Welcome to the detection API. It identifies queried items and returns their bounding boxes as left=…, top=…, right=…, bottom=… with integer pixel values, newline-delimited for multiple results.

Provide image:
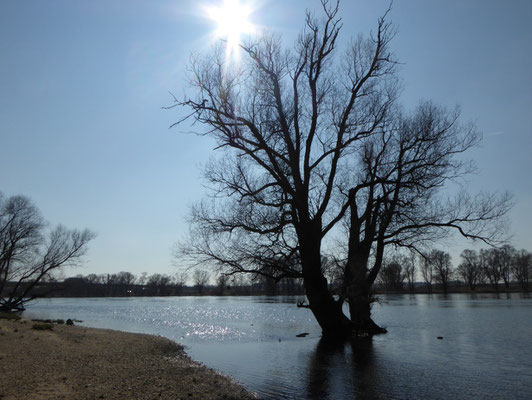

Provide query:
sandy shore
left=0, top=317, right=255, bottom=400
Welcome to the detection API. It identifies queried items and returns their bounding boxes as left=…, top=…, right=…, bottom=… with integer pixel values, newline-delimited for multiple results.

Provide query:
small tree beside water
left=0, top=192, right=94, bottom=312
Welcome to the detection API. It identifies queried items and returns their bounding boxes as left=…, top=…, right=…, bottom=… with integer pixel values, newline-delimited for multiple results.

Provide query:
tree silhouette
left=173, top=1, right=512, bottom=338
left=458, top=250, right=484, bottom=291
left=0, top=193, right=94, bottom=311
left=429, top=250, right=453, bottom=293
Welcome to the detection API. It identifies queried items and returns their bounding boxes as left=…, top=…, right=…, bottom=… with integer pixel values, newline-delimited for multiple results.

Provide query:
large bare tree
left=0, top=193, right=94, bottom=311
left=173, top=1, right=512, bottom=338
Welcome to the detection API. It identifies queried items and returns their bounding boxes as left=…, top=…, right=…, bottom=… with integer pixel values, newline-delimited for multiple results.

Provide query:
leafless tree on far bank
left=429, top=250, right=453, bottom=293
left=480, top=248, right=502, bottom=292
left=512, top=250, right=530, bottom=292
left=457, top=250, right=484, bottom=291
left=193, top=269, right=210, bottom=295
left=420, top=256, right=434, bottom=294
left=403, top=253, right=416, bottom=293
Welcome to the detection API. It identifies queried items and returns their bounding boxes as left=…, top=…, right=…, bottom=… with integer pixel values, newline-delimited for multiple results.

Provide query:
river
left=23, top=293, right=532, bottom=399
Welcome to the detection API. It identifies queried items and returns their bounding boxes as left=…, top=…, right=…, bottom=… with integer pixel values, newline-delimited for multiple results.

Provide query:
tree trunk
left=347, top=281, right=387, bottom=335
left=299, top=228, right=354, bottom=340
left=344, top=252, right=386, bottom=336
left=304, top=273, right=353, bottom=340
left=299, top=226, right=386, bottom=340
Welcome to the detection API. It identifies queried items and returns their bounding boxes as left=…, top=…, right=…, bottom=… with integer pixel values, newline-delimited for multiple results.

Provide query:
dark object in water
left=296, top=332, right=309, bottom=338
left=437, top=336, right=443, bottom=340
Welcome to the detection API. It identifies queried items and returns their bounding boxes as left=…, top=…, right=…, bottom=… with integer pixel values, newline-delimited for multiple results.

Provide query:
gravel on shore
left=0, top=317, right=255, bottom=400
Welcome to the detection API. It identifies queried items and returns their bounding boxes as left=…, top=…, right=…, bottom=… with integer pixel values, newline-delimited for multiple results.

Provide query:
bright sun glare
left=206, top=0, right=255, bottom=59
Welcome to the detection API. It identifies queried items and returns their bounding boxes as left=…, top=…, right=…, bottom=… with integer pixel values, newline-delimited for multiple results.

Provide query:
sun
left=205, top=0, right=255, bottom=59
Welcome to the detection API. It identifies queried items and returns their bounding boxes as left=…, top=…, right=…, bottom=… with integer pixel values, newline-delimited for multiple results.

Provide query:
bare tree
left=86, top=273, right=104, bottom=285
left=322, top=256, right=344, bottom=292
left=146, top=273, right=173, bottom=295
left=377, top=260, right=404, bottom=291
left=173, top=1, right=512, bottom=338
left=230, top=273, right=252, bottom=295
left=115, top=271, right=136, bottom=287
left=137, top=272, right=148, bottom=286
left=457, top=249, right=484, bottom=291
left=0, top=193, right=94, bottom=311
left=420, top=256, right=434, bottom=294
left=403, top=253, right=416, bottom=293
left=512, top=250, right=530, bottom=292
left=216, top=273, right=228, bottom=295
left=494, top=245, right=515, bottom=292
left=429, top=250, right=453, bottom=293
left=193, top=269, right=210, bottom=295
left=480, top=248, right=502, bottom=291
left=174, top=271, right=188, bottom=294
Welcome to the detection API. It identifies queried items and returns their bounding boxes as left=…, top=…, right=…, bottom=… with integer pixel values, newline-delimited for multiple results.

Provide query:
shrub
left=0, top=312, right=21, bottom=321
left=32, top=323, right=54, bottom=331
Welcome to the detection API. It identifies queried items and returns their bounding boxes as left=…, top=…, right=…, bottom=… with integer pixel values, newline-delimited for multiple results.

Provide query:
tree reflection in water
left=307, top=337, right=380, bottom=400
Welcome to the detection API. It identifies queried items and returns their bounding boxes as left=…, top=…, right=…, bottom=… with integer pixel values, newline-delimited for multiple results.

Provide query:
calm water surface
left=24, top=294, right=532, bottom=399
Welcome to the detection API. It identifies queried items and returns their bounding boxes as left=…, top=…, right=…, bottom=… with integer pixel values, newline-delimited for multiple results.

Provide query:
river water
left=23, top=294, right=532, bottom=399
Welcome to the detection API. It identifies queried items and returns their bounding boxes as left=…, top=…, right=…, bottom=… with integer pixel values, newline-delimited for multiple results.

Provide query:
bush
left=32, top=323, right=54, bottom=331
left=0, top=312, right=21, bottom=321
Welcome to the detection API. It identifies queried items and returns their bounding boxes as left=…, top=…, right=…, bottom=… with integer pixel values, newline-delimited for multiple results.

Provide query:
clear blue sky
left=1, top=0, right=531, bottom=277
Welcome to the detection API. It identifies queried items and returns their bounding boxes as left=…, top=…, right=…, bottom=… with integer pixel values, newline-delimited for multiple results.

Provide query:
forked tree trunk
left=347, top=282, right=387, bottom=335
left=305, top=281, right=386, bottom=339
left=299, top=234, right=354, bottom=340
left=344, top=252, right=387, bottom=336
left=299, top=223, right=386, bottom=340
left=304, top=275, right=353, bottom=340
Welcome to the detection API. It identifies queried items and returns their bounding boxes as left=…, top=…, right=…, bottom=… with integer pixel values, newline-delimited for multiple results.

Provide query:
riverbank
left=0, top=316, right=255, bottom=400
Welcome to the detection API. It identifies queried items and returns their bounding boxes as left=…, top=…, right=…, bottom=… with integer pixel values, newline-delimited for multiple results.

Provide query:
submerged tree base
left=319, top=317, right=387, bottom=342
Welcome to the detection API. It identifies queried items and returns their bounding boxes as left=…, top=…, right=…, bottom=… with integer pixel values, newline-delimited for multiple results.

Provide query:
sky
left=1, top=0, right=531, bottom=278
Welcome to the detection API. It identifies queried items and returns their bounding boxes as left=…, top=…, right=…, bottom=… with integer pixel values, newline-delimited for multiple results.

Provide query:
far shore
left=7, top=278, right=528, bottom=300
left=0, top=315, right=255, bottom=400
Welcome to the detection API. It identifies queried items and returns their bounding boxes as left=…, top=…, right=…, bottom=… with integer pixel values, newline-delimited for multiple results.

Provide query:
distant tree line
left=6, top=269, right=306, bottom=298
left=364, top=245, right=531, bottom=294
left=8, top=244, right=528, bottom=300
